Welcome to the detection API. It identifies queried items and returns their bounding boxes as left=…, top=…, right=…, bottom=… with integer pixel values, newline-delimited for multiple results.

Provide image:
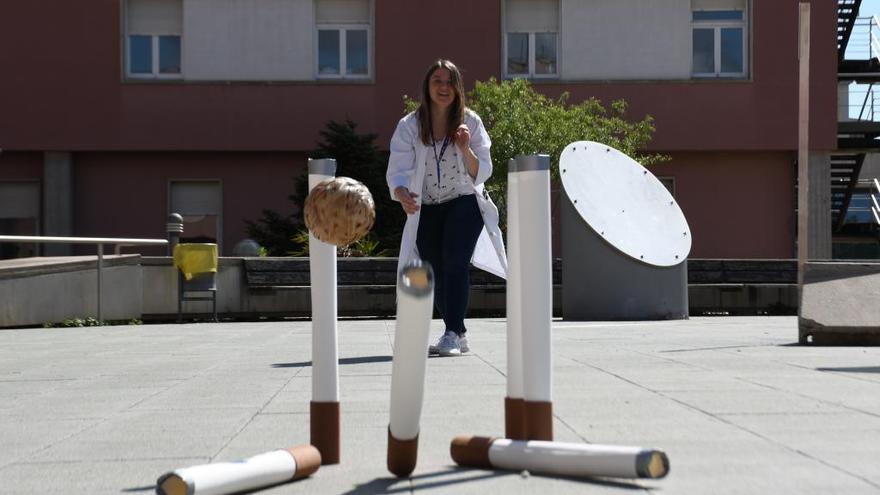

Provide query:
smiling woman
left=386, top=59, right=508, bottom=358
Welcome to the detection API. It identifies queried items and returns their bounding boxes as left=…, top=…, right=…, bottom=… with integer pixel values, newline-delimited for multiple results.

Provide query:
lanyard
left=431, top=136, right=450, bottom=186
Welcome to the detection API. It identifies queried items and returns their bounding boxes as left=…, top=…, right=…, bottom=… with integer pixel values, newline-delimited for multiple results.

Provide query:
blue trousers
left=416, top=194, right=484, bottom=336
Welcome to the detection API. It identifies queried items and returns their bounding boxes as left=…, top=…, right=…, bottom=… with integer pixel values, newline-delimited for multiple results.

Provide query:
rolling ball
left=304, top=177, right=376, bottom=246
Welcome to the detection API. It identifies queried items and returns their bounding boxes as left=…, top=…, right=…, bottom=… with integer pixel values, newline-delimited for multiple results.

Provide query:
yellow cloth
left=173, top=243, right=218, bottom=280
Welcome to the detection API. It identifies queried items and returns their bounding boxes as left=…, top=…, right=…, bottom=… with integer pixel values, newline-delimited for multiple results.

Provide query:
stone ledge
left=799, top=262, right=880, bottom=345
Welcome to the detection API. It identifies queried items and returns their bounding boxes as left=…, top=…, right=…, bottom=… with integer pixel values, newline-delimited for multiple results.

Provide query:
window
left=170, top=180, right=222, bottom=251
left=691, top=1, right=748, bottom=78
left=126, top=0, right=182, bottom=79
left=505, top=0, right=558, bottom=78
left=658, top=177, right=676, bottom=197
left=316, top=0, right=371, bottom=79
left=0, top=181, right=40, bottom=259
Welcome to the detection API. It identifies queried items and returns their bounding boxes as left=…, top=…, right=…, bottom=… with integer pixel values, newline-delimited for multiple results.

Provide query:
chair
left=173, top=243, right=218, bottom=323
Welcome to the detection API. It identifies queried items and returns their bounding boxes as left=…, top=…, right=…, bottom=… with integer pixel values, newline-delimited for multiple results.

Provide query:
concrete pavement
left=1, top=316, right=880, bottom=494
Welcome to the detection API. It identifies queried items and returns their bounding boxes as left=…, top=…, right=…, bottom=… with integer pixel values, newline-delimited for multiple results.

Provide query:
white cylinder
left=515, top=155, right=553, bottom=403
left=160, top=450, right=297, bottom=495
left=489, top=439, right=666, bottom=479
left=388, top=261, right=435, bottom=441
left=308, top=159, right=339, bottom=403
left=506, top=160, right=524, bottom=400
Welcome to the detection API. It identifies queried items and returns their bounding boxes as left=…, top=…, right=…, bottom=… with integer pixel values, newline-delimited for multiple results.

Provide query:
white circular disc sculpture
left=560, top=141, right=691, bottom=266
left=560, top=141, right=691, bottom=321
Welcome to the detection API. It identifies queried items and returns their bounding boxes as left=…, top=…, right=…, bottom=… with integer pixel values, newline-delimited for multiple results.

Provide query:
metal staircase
left=831, top=149, right=865, bottom=231
left=835, top=1, right=878, bottom=231
left=839, top=0, right=863, bottom=61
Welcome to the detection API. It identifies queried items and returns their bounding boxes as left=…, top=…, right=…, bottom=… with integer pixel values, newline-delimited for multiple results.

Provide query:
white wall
left=560, top=0, right=692, bottom=80
left=183, top=0, right=314, bottom=81
left=0, top=257, right=143, bottom=327
left=839, top=82, right=853, bottom=122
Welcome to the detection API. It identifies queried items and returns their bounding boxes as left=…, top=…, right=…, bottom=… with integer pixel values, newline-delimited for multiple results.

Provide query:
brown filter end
left=450, top=435, right=496, bottom=469
left=386, top=428, right=419, bottom=478
left=155, top=473, right=189, bottom=495
left=288, top=445, right=322, bottom=480
left=310, top=401, right=341, bottom=464
left=636, top=449, right=670, bottom=479
left=524, top=401, right=554, bottom=441
left=504, top=397, right=527, bottom=440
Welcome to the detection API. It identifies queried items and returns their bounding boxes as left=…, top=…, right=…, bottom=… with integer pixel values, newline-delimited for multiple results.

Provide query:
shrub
left=246, top=120, right=403, bottom=256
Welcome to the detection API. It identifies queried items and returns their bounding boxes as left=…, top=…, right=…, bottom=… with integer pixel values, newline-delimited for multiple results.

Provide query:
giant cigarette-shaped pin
left=308, top=158, right=340, bottom=464
left=451, top=436, right=669, bottom=480
left=513, top=154, right=553, bottom=440
left=505, top=159, right=526, bottom=440
left=387, top=260, right=435, bottom=477
left=156, top=445, right=321, bottom=495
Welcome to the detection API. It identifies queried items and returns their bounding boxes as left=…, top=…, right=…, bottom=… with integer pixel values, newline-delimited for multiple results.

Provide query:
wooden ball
left=304, top=177, right=376, bottom=246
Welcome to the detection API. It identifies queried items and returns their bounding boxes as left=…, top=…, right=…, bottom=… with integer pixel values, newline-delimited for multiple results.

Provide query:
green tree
left=405, top=77, right=663, bottom=202
left=245, top=119, right=403, bottom=256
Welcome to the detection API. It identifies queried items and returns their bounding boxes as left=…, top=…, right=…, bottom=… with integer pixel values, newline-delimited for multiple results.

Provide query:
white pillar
left=307, top=158, right=340, bottom=464
left=514, top=154, right=553, bottom=440
left=505, top=159, right=525, bottom=439
left=387, top=260, right=435, bottom=477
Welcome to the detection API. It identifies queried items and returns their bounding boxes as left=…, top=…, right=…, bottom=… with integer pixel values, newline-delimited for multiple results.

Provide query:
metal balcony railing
left=842, top=85, right=880, bottom=121
left=872, top=178, right=880, bottom=226
left=846, top=16, right=880, bottom=61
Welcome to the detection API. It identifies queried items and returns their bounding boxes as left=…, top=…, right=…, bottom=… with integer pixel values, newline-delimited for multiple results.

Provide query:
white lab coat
left=387, top=109, right=508, bottom=279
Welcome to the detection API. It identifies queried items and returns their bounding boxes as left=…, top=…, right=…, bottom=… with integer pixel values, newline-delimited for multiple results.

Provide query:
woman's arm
left=456, top=112, right=493, bottom=186
left=387, top=116, right=420, bottom=214
left=455, top=126, right=480, bottom=180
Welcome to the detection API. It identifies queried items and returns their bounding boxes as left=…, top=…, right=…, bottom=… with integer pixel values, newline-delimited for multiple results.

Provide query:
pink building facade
left=0, top=0, right=836, bottom=258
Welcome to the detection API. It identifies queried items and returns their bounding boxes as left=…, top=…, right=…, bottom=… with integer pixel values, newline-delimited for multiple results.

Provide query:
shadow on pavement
left=339, top=465, right=647, bottom=493
left=817, top=366, right=880, bottom=373
left=120, top=485, right=155, bottom=492
left=272, top=355, right=393, bottom=368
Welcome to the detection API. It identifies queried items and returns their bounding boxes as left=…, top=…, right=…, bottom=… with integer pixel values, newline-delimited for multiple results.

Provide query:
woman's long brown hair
left=416, top=59, right=466, bottom=146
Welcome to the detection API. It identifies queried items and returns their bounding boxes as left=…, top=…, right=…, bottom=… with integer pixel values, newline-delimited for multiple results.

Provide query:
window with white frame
left=691, top=0, right=748, bottom=78
left=505, top=0, right=558, bottom=78
left=126, top=0, right=182, bottom=79
left=316, top=0, right=371, bottom=79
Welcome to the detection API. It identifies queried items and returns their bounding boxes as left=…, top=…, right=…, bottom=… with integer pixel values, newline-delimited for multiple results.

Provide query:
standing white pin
left=505, top=158, right=526, bottom=439
left=387, top=260, right=435, bottom=477
left=513, top=154, right=553, bottom=440
left=307, top=157, right=341, bottom=464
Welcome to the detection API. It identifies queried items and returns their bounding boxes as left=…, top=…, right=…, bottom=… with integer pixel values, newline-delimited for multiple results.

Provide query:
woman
left=387, top=59, right=507, bottom=357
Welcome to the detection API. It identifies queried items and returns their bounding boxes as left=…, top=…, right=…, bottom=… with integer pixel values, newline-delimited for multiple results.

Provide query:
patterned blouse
left=420, top=136, right=475, bottom=205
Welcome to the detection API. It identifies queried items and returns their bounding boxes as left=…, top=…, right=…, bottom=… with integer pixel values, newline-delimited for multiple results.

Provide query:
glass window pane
left=693, top=10, right=743, bottom=21
left=346, top=29, right=368, bottom=75
left=129, top=35, right=153, bottom=74
left=534, top=33, right=557, bottom=75
left=692, top=28, right=715, bottom=74
left=159, top=35, right=181, bottom=74
left=721, top=28, right=743, bottom=73
left=318, top=30, right=340, bottom=75
left=507, top=33, right=528, bottom=75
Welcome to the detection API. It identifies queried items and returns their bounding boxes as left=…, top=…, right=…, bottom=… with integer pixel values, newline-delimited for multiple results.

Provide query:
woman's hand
left=394, top=186, right=420, bottom=214
left=455, top=124, right=479, bottom=179
left=454, top=124, right=471, bottom=151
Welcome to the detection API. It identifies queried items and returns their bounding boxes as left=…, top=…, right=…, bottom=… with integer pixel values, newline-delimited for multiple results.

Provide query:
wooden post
left=797, top=2, right=810, bottom=289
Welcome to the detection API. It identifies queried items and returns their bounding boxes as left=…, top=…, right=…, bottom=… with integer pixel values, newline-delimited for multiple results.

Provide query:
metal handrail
left=872, top=179, right=880, bottom=226
left=0, top=235, right=168, bottom=322
left=847, top=17, right=880, bottom=60
left=840, top=85, right=880, bottom=121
